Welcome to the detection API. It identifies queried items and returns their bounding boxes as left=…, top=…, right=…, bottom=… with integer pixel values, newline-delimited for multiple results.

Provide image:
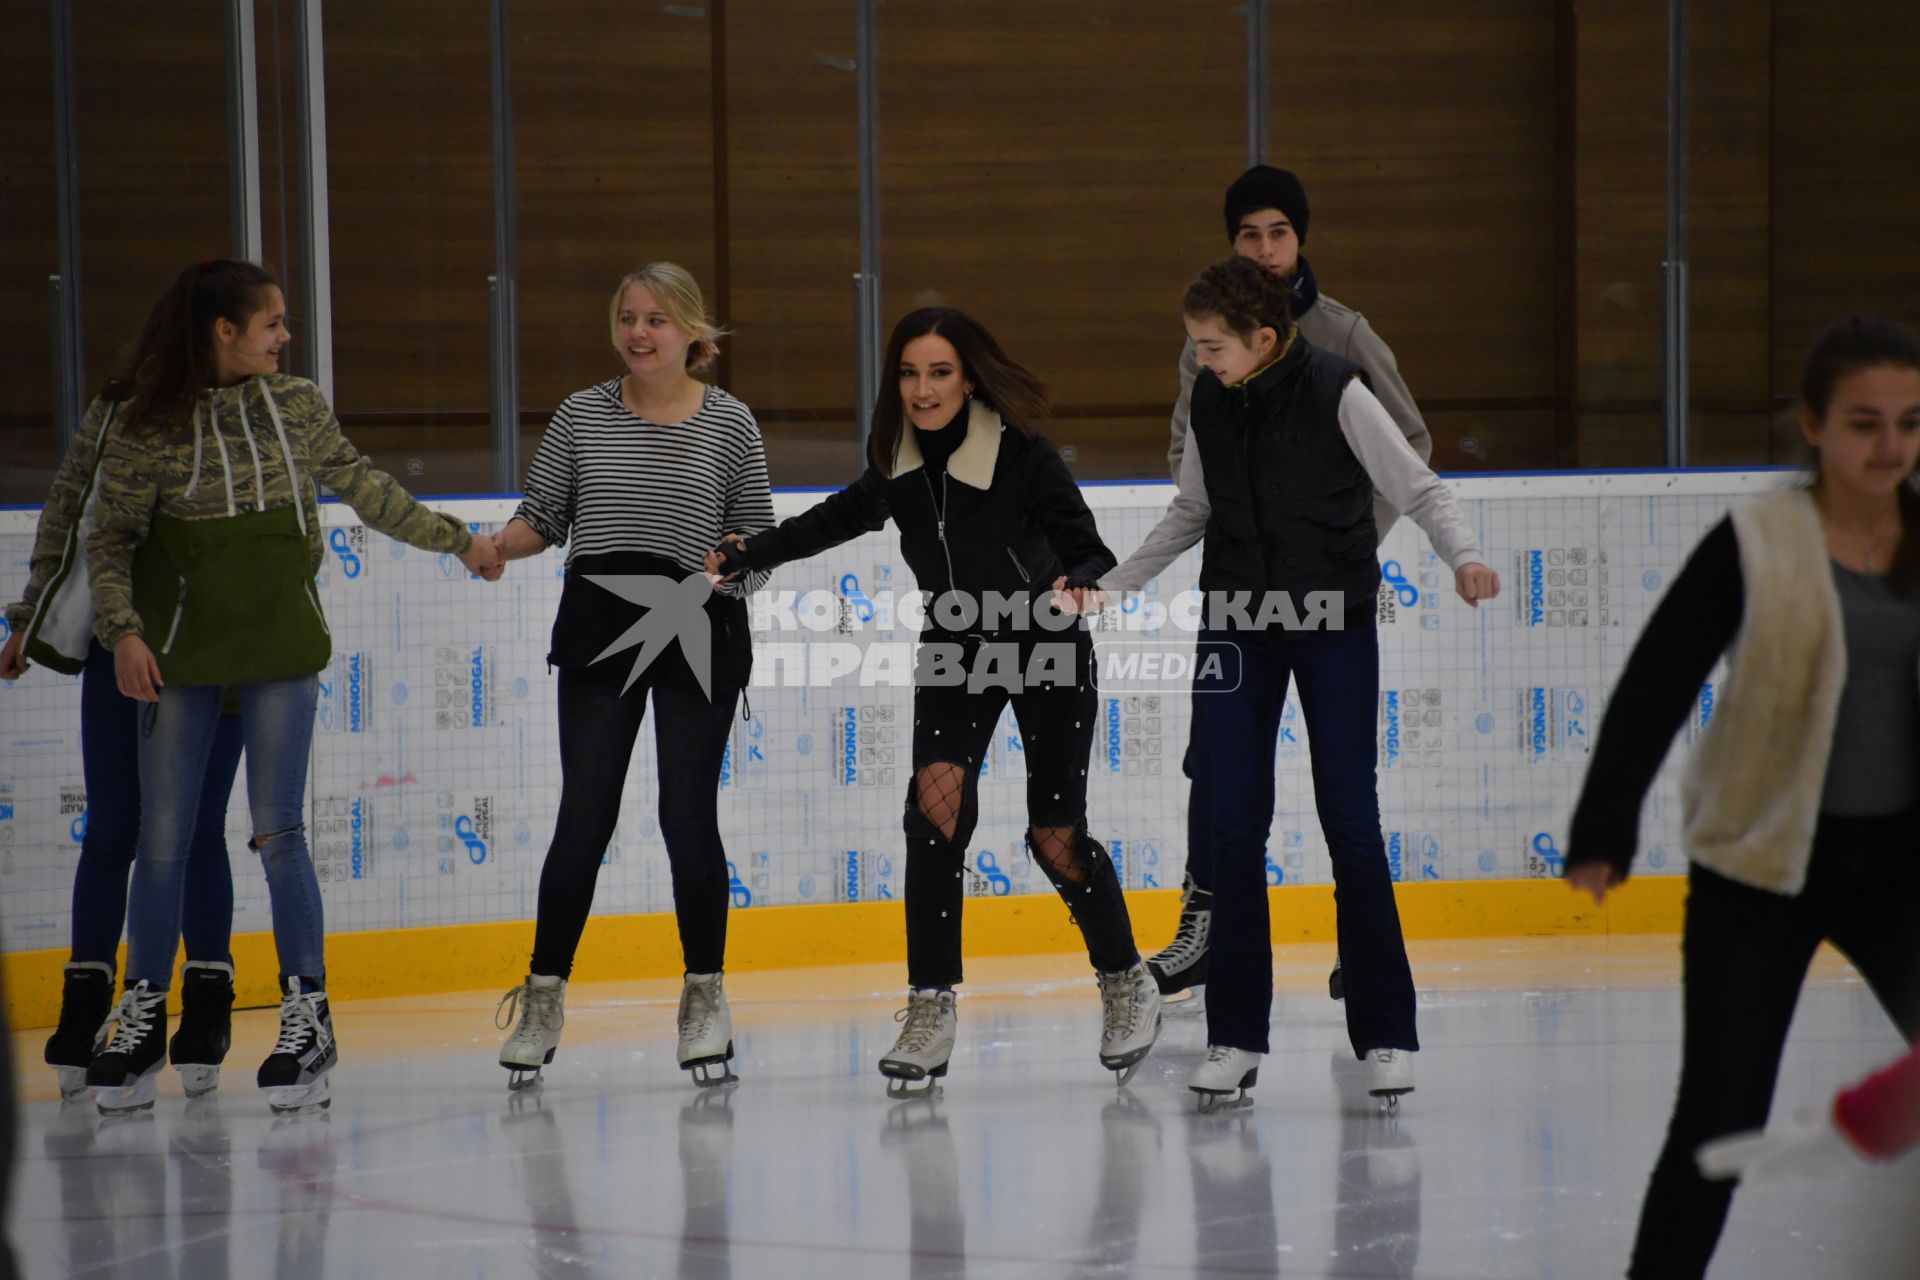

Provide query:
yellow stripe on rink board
left=0, top=875, right=1685, bottom=1030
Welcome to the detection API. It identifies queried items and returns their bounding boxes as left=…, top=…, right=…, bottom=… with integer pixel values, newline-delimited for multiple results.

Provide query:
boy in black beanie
left=1123, top=164, right=1433, bottom=1006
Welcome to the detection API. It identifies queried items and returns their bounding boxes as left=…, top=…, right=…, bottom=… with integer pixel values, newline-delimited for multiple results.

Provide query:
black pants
left=903, top=629, right=1138, bottom=988
left=529, top=654, right=742, bottom=978
left=1628, top=812, right=1920, bottom=1279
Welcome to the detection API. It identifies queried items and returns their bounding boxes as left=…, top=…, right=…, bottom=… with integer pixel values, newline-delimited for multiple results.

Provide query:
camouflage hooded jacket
left=83, top=374, right=472, bottom=648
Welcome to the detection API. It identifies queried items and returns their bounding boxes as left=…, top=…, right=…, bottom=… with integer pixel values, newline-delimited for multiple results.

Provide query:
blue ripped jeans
left=125, top=674, right=324, bottom=990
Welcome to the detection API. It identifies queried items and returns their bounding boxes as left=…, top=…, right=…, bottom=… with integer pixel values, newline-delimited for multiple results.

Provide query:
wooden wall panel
left=877, top=0, right=1244, bottom=448
left=1572, top=0, right=1665, bottom=467
left=1688, top=0, right=1773, bottom=464
left=0, top=2, right=58, bottom=500
left=323, top=0, right=492, bottom=423
left=1771, top=0, right=1920, bottom=392
left=512, top=2, right=716, bottom=417
left=1269, top=2, right=1558, bottom=419
left=723, top=0, right=860, bottom=487
left=70, top=3, right=230, bottom=412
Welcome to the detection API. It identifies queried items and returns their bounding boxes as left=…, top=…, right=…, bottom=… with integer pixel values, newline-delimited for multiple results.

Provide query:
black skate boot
left=258, top=976, right=337, bottom=1113
left=1145, top=872, right=1211, bottom=996
left=170, top=961, right=235, bottom=1098
left=44, top=962, right=115, bottom=1102
left=86, top=981, right=170, bottom=1115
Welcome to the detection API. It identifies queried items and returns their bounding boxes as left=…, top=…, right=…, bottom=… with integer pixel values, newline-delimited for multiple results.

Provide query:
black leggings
left=901, top=630, right=1138, bottom=988
left=1628, top=812, right=1920, bottom=1279
left=529, top=656, right=742, bottom=978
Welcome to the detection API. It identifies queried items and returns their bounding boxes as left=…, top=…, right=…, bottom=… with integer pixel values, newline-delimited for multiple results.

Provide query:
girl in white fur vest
left=1565, top=315, right=1920, bottom=1280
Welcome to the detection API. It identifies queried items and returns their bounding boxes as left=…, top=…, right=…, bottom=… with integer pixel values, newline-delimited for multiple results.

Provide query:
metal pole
left=853, top=0, right=881, bottom=464
left=487, top=0, right=521, bottom=492
left=1662, top=0, right=1691, bottom=468
left=224, top=0, right=265, bottom=262
left=50, top=0, right=84, bottom=446
left=1246, top=0, right=1268, bottom=167
left=292, top=0, right=336, bottom=402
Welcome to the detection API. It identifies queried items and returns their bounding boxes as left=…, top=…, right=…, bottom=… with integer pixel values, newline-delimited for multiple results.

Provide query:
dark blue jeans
left=1195, top=622, right=1418, bottom=1056
left=75, top=641, right=241, bottom=969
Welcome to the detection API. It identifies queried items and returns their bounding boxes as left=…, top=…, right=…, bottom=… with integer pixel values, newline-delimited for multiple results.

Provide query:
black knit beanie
left=1223, top=165, right=1310, bottom=245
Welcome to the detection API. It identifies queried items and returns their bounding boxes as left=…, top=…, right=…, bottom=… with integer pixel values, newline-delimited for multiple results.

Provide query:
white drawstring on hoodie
left=206, top=400, right=238, bottom=517
left=257, top=378, right=309, bottom=536
left=181, top=381, right=303, bottom=528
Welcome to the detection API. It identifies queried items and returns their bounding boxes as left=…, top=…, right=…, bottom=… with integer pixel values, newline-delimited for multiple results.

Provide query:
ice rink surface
left=10, top=936, right=1917, bottom=1279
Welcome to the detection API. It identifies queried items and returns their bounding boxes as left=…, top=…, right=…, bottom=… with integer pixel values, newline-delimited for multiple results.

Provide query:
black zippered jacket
left=738, top=401, right=1114, bottom=627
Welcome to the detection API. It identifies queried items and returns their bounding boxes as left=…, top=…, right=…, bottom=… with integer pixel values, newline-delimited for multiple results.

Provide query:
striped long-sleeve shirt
left=513, top=379, right=775, bottom=596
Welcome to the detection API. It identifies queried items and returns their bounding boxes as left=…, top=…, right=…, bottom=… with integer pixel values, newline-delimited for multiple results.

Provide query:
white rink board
left=0, top=470, right=1792, bottom=952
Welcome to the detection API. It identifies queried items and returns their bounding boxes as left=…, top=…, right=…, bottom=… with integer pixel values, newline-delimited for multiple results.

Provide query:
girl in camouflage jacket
left=79, top=260, right=500, bottom=1115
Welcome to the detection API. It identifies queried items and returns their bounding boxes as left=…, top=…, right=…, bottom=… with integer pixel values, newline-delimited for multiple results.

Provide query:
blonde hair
left=607, top=262, right=726, bottom=375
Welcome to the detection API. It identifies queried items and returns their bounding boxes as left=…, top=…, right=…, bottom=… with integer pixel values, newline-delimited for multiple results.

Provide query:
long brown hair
left=103, top=259, right=281, bottom=435
left=867, top=307, right=1048, bottom=473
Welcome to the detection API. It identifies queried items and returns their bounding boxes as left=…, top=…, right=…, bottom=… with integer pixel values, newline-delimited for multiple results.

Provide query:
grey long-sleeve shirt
left=1100, top=378, right=1482, bottom=596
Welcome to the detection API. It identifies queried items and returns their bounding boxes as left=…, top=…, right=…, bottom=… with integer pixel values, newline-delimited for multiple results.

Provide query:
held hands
left=704, top=534, right=750, bottom=585
left=1566, top=861, right=1622, bottom=906
left=1456, top=562, right=1501, bottom=606
left=113, top=634, right=164, bottom=702
left=0, top=630, right=26, bottom=681
left=460, top=533, right=505, bottom=582
left=1050, top=575, right=1105, bottom=616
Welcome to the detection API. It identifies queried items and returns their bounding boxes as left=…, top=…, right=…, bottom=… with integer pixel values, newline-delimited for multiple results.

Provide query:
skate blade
left=502, top=1045, right=556, bottom=1091
left=92, top=1066, right=162, bottom=1116
left=886, top=1074, right=944, bottom=1100
left=266, top=1073, right=333, bottom=1114
left=177, top=1064, right=221, bottom=1099
left=685, top=1060, right=738, bottom=1089
left=54, top=1066, right=90, bottom=1102
left=682, top=1040, right=738, bottom=1088
left=1190, top=1086, right=1254, bottom=1113
left=1161, top=986, right=1206, bottom=1016
left=1370, top=1088, right=1411, bottom=1114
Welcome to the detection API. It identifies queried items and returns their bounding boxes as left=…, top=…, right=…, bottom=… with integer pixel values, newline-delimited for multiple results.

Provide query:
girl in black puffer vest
left=1106, top=257, right=1497, bottom=1110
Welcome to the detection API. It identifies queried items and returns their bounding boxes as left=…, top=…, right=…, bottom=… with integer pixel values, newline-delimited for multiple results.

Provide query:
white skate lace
left=271, top=989, right=330, bottom=1057
left=102, top=987, right=164, bottom=1056
left=679, top=978, right=719, bottom=1042
left=1098, top=968, right=1145, bottom=1040
left=892, top=995, right=946, bottom=1054
left=497, top=982, right=561, bottom=1037
left=1204, top=1044, right=1239, bottom=1066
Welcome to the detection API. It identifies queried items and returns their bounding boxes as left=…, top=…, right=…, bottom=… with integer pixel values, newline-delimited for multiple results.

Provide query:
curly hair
left=1181, top=255, right=1296, bottom=346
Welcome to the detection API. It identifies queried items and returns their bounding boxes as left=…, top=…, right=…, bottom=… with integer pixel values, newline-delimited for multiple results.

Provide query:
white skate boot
left=879, top=989, right=957, bottom=1098
left=497, top=974, right=566, bottom=1091
left=1365, top=1047, right=1415, bottom=1111
left=1095, top=961, right=1163, bottom=1085
left=1189, top=1044, right=1260, bottom=1112
left=678, top=971, right=737, bottom=1087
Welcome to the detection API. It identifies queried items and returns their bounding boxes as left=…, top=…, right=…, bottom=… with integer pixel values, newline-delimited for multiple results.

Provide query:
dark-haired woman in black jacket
left=708, top=307, right=1160, bottom=1094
